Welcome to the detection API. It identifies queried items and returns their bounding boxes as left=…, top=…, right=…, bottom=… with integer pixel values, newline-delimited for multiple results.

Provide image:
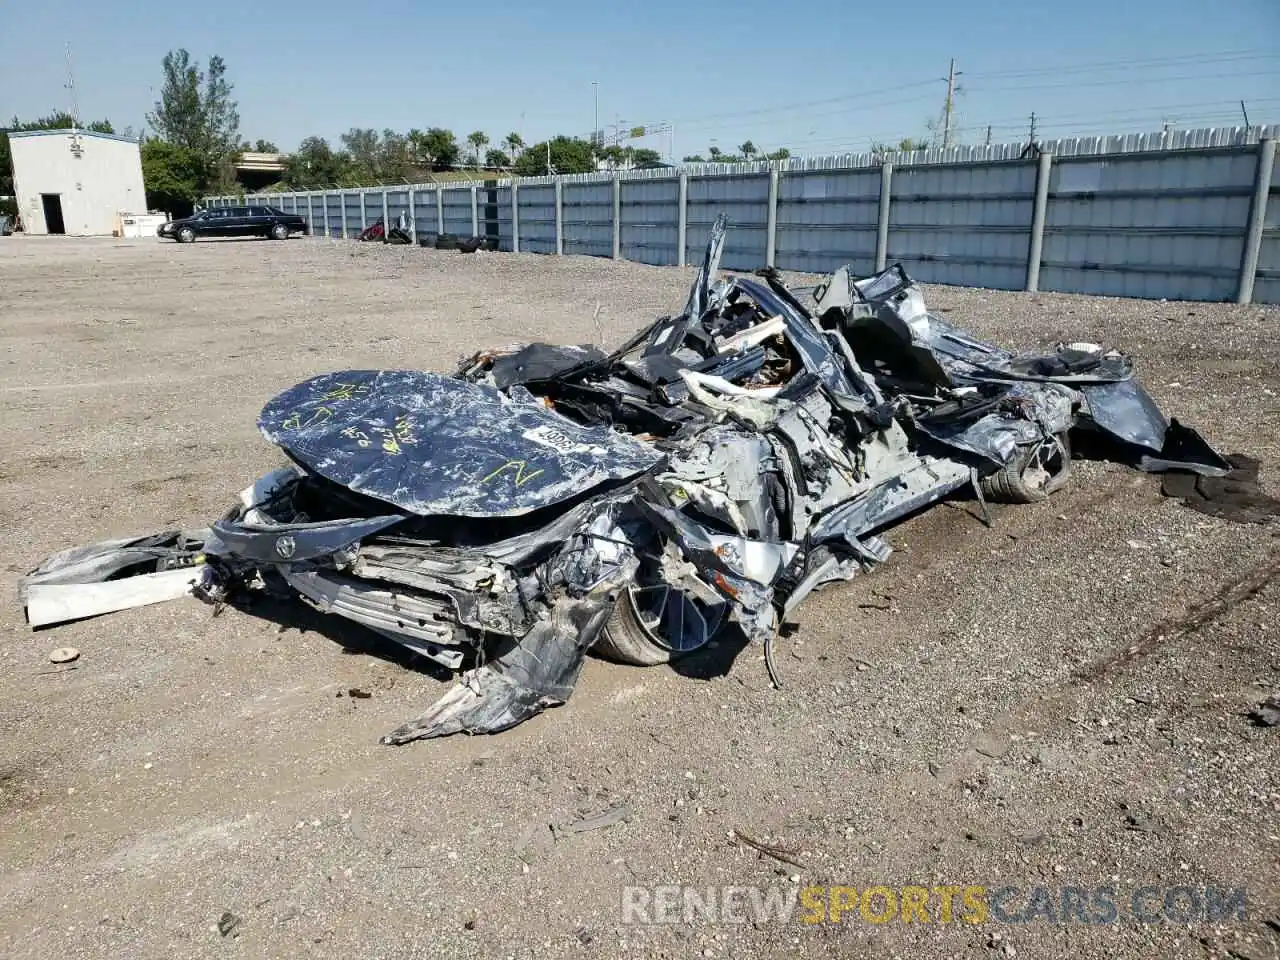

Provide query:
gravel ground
left=0, top=235, right=1277, bottom=960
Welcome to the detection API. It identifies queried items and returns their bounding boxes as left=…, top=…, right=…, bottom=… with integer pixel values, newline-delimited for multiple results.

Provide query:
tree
left=334, top=128, right=416, bottom=183
left=251, top=138, right=278, bottom=152
left=512, top=136, right=596, bottom=176
left=485, top=148, right=510, bottom=169
left=708, top=145, right=723, bottom=160
left=682, top=154, right=706, bottom=163
left=466, top=131, right=488, bottom=167
left=598, top=144, right=625, bottom=169
left=378, top=129, right=414, bottom=181
left=766, top=147, right=791, bottom=161
left=503, top=132, right=524, bottom=159
left=140, top=139, right=204, bottom=216
left=146, top=49, right=240, bottom=184
left=739, top=140, right=757, bottom=160
left=408, top=127, right=460, bottom=170
left=630, top=147, right=662, bottom=167
left=284, top=136, right=356, bottom=188
left=341, top=127, right=380, bottom=180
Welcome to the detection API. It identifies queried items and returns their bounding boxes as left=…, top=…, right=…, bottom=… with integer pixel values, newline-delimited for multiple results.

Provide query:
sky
left=2, top=0, right=1278, bottom=160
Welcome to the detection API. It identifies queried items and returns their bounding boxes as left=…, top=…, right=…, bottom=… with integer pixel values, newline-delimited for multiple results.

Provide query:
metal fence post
left=307, top=195, right=314, bottom=235
left=875, top=161, right=894, bottom=271
left=322, top=194, right=330, bottom=238
left=1237, top=137, right=1276, bottom=305
left=1026, top=151, right=1054, bottom=292
left=612, top=174, right=622, bottom=260
left=471, top=185, right=479, bottom=236
left=407, top=188, right=416, bottom=244
left=511, top=182, right=520, bottom=253
left=341, top=192, right=349, bottom=239
left=359, top=192, right=367, bottom=232
left=437, top=188, right=445, bottom=236
left=677, top=170, right=688, bottom=267
left=766, top=164, right=780, bottom=268
left=381, top=190, right=389, bottom=233
left=555, top=180, right=564, bottom=255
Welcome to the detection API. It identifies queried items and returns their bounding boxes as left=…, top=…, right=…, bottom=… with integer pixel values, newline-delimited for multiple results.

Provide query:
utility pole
left=984, top=125, right=992, bottom=147
left=1028, top=112, right=1038, bottom=144
left=942, top=58, right=958, bottom=148
left=592, top=81, right=599, bottom=146
left=1240, top=100, right=1251, bottom=128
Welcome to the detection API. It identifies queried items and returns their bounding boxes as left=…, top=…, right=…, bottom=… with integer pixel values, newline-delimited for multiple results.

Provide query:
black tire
left=435, top=233, right=459, bottom=250
left=980, top=432, right=1072, bottom=504
left=270, top=222, right=289, bottom=240
left=595, top=557, right=727, bottom=666
left=597, top=591, right=680, bottom=666
left=177, top=226, right=196, bottom=243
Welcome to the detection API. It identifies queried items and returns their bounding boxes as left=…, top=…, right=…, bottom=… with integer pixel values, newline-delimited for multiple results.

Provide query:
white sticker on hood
left=522, top=424, right=602, bottom=455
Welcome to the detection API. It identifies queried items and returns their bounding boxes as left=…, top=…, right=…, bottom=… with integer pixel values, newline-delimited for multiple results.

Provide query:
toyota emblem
left=275, top=535, right=296, bottom=560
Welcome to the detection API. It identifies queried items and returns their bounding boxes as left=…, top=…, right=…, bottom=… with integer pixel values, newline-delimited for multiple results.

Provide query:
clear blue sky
left=2, top=0, right=1277, bottom=158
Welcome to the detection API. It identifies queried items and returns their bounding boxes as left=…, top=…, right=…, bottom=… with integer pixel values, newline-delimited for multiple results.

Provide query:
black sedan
left=158, top=205, right=307, bottom=242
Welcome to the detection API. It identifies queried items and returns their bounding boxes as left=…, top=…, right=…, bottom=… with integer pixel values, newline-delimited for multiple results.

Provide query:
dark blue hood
left=258, top=370, right=663, bottom=517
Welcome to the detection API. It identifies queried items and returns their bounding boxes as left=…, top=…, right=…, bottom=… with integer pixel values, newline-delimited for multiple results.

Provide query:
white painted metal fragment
left=25, top=567, right=199, bottom=628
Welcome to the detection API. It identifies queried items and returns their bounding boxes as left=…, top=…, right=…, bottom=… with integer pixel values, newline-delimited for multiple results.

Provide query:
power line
left=650, top=52, right=1278, bottom=151
left=969, top=68, right=1280, bottom=94
left=965, top=49, right=1274, bottom=81
left=776, top=105, right=1280, bottom=157
left=675, top=74, right=1277, bottom=149
left=970, top=96, right=1280, bottom=127
left=950, top=97, right=1280, bottom=136
left=642, top=50, right=1280, bottom=157
left=663, top=79, right=941, bottom=128
left=673, top=94, right=939, bottom=139
left=682, top=52, right=1276, bottom=132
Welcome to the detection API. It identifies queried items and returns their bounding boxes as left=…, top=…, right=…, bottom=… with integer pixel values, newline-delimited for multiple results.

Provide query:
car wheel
left=980, top=432, right=1071, bottom=504
left=595, top=544, right=727, bottom=666
left=270, top=223, right=289, bottom=240
left=177, top=227, right=196, bottom=243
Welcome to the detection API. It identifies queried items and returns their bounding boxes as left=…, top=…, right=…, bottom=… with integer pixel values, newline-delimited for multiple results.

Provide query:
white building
left=8, top=129, right=147, bottom=235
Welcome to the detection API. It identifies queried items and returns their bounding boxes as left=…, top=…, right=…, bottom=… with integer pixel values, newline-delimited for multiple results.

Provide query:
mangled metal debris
left=19, top=214, right=1235, bottom=743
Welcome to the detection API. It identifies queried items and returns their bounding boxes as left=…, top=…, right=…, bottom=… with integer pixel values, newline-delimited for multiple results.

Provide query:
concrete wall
left=214, top=125, right=1280, bottom=304
left=10, top=130, right=148, bottom=236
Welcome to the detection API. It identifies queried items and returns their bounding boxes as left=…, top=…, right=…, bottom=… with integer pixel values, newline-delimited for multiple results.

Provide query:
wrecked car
left=20, top=215, right=1230, bottom=744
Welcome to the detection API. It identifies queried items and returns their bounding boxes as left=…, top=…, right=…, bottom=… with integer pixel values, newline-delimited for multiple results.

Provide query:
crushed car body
left=20, top=215, right=1232, bottom=743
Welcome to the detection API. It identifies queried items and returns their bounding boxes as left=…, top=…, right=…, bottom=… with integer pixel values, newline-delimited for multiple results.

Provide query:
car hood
left=258, top=370, right=663, bottom=517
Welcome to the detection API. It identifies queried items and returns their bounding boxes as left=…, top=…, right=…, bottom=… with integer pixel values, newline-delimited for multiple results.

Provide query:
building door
left=41, top=195, right=66, bottom=234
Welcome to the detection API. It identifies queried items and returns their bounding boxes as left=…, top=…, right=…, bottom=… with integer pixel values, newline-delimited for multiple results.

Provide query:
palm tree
left=504, top=132, right=525, bottom=160
left=708, top=145, right=722, bottom=160
left=739, top=140, right=757, bottom=160
left=466, top=131, right=489, bottom=168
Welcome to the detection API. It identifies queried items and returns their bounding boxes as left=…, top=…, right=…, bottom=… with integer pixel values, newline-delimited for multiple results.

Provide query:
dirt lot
left=1, top=235, right=1277, bottom=960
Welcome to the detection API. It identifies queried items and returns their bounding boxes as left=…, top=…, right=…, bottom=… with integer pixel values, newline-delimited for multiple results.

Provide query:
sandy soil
left=1, top=235, right=1277, bottom=960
